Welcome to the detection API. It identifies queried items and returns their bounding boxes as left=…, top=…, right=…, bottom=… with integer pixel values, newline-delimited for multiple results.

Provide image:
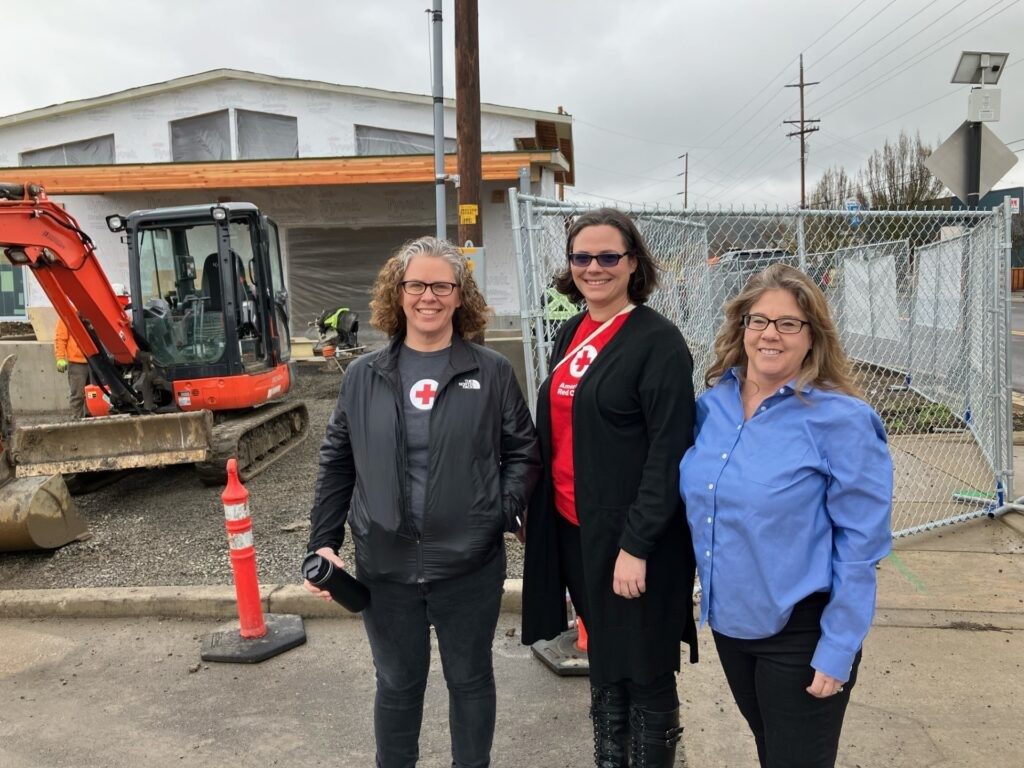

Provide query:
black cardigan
left=521, top=304, right=699, bottom=683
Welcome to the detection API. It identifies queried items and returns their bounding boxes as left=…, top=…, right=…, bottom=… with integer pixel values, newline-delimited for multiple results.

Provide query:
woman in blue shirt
left=680, top=263, right=892, bottom=767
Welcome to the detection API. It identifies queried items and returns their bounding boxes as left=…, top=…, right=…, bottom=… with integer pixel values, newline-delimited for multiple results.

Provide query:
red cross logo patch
left=410, top=378, right=440, bottom=410
left=569, top=345, right=598, bottom=378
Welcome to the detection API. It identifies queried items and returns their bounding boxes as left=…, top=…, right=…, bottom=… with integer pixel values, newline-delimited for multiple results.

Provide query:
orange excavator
left=0, top=183, right=308, bottom=550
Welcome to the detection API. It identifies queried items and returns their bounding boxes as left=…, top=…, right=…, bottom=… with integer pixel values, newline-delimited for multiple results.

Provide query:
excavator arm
left=0, top=183, right=139, bottom=366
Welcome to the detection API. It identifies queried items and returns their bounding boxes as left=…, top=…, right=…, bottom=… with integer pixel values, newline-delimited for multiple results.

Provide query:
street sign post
left=924, top=121, right=1018, bottom=207
left=845, top=198, right=862, bottom=227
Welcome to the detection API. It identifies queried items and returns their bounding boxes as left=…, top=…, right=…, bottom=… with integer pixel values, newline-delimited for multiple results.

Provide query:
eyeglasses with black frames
left=400, top=280, right=458, bottom=297
left=568, top=252, right=629, bottom=268
left=742, top=314, right=810, bottom=334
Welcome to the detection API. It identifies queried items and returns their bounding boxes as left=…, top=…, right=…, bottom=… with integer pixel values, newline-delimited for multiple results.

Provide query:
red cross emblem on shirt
left=410, top=379, right=440, bottom=410
left=569, top=345, right=598, bottom=378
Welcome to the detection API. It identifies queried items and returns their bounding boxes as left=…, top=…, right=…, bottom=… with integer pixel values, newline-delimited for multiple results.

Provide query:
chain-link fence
left=509, top=191, right=1015, bottom=538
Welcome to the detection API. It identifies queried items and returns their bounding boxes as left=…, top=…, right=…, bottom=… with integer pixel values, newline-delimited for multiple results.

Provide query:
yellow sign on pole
left=459, top=204, right=479, bottom=224
left=459, top=245, right=478, bottom=273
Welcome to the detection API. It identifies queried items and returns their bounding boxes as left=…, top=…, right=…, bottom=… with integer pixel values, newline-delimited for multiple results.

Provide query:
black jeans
left=712, top=592, right=861, bottom=768
left=361, top=549, right=505, bottom=768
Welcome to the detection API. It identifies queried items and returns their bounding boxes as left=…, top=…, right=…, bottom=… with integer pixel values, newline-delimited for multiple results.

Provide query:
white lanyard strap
left=552, top=304, right=636, bottom=373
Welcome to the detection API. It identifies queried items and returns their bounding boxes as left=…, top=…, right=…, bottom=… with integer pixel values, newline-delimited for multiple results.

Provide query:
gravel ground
left=0, top=360, right=527, bottom=590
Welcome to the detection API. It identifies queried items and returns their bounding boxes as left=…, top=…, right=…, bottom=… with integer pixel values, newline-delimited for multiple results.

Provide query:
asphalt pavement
left=2, top=503, right=1023, bottom=767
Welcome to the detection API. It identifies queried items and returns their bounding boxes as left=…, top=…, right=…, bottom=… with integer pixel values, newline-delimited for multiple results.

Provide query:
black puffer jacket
left=308, top=333, right=540, bottom=583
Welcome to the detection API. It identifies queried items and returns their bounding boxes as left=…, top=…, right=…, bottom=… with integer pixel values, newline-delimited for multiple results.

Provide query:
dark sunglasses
left=568, top=252, right=630, bottom=268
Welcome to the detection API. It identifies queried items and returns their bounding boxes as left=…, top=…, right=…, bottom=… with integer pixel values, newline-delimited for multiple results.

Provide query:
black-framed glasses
left=400, top=280, right=458, bottom=297
left=742, top=314, right=810, bottom=334
left=568, top=252, right=629, bottom=268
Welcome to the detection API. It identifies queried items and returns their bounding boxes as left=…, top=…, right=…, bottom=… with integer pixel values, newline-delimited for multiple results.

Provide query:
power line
left=812, top=0, right=1018, bottom=117
left=692, top=0, right=874, bottom=151
left=822, top=53, right=1024, bottom=145
left=571, top=117, right=690, bottom=150
left=813, top=0, right=955, bottom=85
left=809, top=0, right=901, bottom=69
left=575, top=2, right=897, bottom=206
left=802, top=0, right=877, bottom=57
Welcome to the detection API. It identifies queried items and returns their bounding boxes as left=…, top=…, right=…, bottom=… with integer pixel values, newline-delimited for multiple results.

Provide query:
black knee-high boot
left=590, top=684, right=629, bottom=768
left=629, top=706, right=682, bottom=767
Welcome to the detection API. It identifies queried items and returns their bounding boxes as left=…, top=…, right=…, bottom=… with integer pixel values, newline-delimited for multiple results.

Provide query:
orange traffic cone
left=575, top=616, right=589, bottom=652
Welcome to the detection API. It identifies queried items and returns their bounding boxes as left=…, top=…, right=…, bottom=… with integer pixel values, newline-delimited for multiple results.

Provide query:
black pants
left=712, top=593, right=861, bottom=768
left=361, top=549, right=505, bottom=768
left=555, top=514, right=677, bottom=710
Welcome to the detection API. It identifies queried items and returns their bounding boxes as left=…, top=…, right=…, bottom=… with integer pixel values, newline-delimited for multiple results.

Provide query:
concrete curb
left=2, top=514, right=1021, bottom=625
left=0, top=579, right=526, bottom=621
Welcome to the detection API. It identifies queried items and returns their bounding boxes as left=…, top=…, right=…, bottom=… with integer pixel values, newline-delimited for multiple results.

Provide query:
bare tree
left=808, top=165, right=862, bottom=209
left=809, top=130, right=944, bottom=210
left=858, top=130, right=944, bottom=208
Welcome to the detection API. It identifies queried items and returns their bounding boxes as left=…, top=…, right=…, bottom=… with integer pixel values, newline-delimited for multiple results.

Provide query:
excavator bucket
left=9, top=410, right=213, bottom=477
left=0, top=355, right=89, bottom=551
left=0, top=468, right=89, bottom=552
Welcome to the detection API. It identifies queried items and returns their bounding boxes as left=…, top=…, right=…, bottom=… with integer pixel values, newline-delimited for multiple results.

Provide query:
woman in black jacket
left=305, top=236, right=540, bottom=768
left=522, top=208, right=698, bottom=768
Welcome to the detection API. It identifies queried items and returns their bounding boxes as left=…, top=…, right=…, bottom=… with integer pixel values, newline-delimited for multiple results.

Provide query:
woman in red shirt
left=522, top=208, right=698, bottom=767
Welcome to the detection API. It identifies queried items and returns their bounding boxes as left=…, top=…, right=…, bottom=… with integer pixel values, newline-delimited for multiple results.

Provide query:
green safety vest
left=544, top=288, right=577, bottom=321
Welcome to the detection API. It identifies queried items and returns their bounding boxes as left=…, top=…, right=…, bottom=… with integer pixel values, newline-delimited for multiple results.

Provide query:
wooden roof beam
left=0, top=151, right=569, bottom=195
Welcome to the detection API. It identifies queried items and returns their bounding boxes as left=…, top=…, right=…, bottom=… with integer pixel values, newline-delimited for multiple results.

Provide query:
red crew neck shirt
left=550, top=311, right=630, bottom=526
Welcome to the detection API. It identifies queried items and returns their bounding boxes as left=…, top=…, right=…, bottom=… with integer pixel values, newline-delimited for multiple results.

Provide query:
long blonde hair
left=705, top=263, right=860, bottom=397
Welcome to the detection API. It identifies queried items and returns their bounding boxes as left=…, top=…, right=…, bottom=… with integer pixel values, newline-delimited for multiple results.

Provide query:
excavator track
left=195, top=399, right=309, bottom=486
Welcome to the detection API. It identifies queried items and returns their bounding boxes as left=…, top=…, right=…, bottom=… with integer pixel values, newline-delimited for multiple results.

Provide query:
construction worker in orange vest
left=53, top=318, right=89, bottom=418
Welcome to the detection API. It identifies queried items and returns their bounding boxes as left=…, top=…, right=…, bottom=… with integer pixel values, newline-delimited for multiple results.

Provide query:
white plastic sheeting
left=913, top=236, right=964, bottom=332
left=237, top=110, right=298, bottom=159
left=171, top=111, right=231, bottom=162
left=20, top=134, right=115, bottom=166
left=355, top=125, right=456, bottom=156
left=841, top=247, right=901, bottom=340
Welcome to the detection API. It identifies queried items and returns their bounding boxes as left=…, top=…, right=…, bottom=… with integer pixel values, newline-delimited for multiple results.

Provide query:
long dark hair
left=552, top=208, right=659, bottom=304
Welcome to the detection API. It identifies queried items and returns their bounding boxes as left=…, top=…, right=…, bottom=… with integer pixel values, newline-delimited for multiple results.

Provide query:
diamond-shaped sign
left=925, top=121, right=1018, bottom=206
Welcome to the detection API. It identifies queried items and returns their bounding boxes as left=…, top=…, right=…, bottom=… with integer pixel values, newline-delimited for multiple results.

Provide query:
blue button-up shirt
left=679, top=368, right=893, bottom=682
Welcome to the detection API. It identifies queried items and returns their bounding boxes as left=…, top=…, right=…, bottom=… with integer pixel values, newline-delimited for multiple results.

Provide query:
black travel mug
left=302, top=553, right=370, bottom=613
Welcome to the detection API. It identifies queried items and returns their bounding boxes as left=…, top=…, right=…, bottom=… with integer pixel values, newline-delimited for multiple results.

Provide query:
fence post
left=524, top=197, right=550, bottom=387
left=510, top=188, right=539, bottom=413
left=796, top=209, right=807, bottom=272
left=1001, top=197, right=1015, bottom=501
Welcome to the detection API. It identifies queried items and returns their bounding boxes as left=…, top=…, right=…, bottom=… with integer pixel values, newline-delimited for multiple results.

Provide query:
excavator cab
left=118, top=203, right=292, bottom=388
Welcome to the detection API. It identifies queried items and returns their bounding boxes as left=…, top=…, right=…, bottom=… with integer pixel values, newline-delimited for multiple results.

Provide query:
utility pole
left=676, top=152, right=688, bottom=208
left=455, top=0, right=482, bottom=250
left=784, top=54, right=820, bottom=209
left=429, top=1, right=446, bottom=239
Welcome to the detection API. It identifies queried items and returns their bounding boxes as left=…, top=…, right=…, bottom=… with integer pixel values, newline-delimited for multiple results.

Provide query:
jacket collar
left=373, top=331, right=477, bottom=376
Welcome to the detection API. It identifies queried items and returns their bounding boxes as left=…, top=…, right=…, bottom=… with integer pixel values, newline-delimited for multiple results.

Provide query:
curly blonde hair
left=705, top=263, right=860, bottom=397
left=369, top=236, right=490, bottom=339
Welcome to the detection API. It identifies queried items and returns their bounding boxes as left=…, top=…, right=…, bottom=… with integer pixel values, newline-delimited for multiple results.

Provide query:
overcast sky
left=4, top=0, right=1022, bottom=208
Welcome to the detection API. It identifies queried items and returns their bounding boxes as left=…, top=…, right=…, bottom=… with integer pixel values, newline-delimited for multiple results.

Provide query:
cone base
left=200, top=613, right=306, bottom=663
left=531, top=627, right=590, bottom=676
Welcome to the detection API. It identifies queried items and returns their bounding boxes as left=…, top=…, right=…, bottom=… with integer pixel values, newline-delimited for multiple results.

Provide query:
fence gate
left=509, top=190, right=1016, bottom=538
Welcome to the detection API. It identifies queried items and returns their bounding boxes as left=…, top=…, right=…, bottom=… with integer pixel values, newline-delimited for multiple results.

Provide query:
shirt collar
left=725, top=366, right=814, bottom=395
